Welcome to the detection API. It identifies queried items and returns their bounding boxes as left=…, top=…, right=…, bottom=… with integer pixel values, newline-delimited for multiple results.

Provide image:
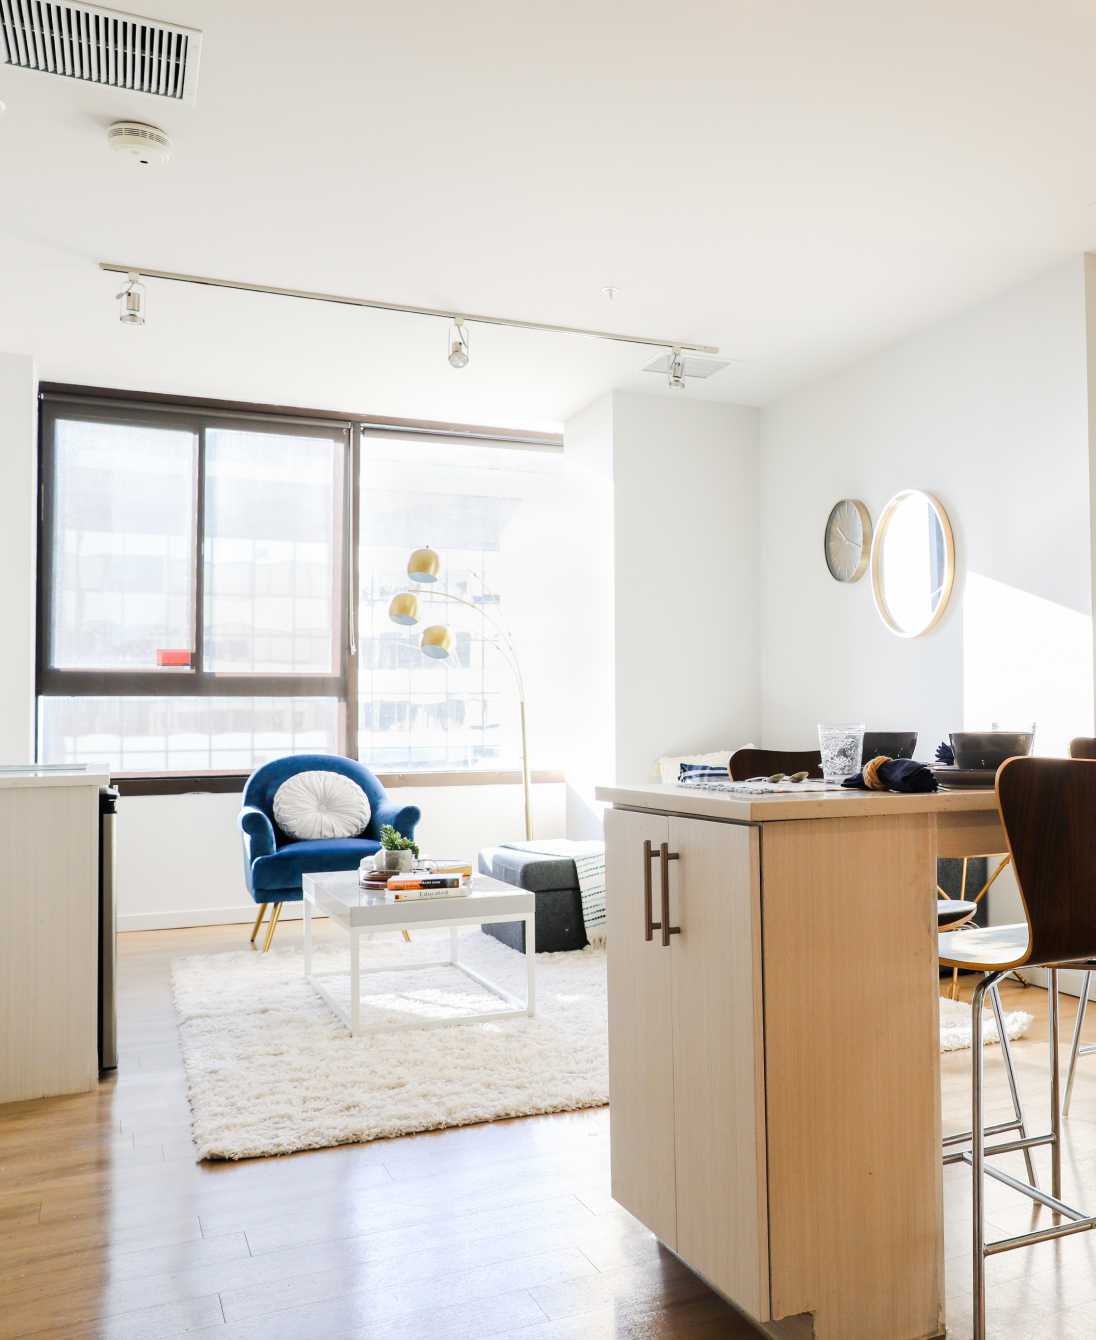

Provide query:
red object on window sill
left=156, top=649, right=193, bottom=667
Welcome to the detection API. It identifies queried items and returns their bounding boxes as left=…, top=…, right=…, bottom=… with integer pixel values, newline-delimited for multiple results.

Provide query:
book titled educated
left=386, top=874, right=467, bottom=900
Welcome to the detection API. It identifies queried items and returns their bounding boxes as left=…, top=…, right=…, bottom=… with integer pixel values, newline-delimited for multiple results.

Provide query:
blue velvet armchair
left=238, top=754, right=421, bottom=950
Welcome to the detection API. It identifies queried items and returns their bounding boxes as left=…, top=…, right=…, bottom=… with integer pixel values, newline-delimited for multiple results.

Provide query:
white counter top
left=0, top=770, right=111, bottom=791
left=595, top=780, right=998, bottom=823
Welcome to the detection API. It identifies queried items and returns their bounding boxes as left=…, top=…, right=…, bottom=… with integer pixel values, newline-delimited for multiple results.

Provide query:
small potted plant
left=374, top=824, right=420, bottom=874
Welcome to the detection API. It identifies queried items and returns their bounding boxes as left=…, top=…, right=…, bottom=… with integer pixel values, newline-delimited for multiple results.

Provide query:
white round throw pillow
left=272, top=770, right=371, bottom=841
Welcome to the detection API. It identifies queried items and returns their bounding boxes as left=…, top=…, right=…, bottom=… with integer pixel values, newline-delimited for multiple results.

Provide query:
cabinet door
left=669, top=816, right=769, bottom=1321
left=605, top=806, right=677, bottom=1247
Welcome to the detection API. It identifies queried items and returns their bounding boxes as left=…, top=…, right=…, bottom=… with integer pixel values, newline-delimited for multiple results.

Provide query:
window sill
left=111, top=768, right=566, bottom=797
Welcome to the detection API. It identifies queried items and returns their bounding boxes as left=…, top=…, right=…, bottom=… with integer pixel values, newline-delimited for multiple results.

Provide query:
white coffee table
left=301, top=870, right=536, bottom=1036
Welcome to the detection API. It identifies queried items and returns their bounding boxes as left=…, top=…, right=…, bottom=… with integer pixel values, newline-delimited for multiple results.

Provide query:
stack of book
left=359, top=860, right=473, bottom=901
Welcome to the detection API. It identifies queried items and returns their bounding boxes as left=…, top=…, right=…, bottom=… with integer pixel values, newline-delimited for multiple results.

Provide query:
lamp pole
left=390, top=581, right=533, bottom=841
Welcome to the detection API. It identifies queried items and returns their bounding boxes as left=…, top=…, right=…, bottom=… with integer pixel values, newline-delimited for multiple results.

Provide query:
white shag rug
left=170, top=933, right=1035, bottom=1161
left=939, top=996, right=1033, bottom=1052
left=172, top=929, right=608, bottom=1161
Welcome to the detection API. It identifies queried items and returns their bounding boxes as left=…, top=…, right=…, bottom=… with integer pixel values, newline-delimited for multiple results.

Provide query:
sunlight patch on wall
left=963, top=572, right=1093, bottom=758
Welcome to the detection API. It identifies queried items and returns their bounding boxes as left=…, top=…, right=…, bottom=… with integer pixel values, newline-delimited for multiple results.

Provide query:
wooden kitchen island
left=595, top=781, right=1009, bottom=1340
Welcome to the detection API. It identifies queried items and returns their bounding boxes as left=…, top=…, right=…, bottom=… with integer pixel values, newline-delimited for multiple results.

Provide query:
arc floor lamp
left=389, top=547, right=533, bottom=840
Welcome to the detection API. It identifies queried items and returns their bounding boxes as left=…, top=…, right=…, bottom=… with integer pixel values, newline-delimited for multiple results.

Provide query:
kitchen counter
left=597, top=778, right=997, bottom=822
left=598, top=781, right=1003, bottom=1340
left=0, top=772, right=107, bottom=1104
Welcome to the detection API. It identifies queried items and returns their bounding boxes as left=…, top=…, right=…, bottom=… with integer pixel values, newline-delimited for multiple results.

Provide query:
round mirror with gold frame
left=870, top=490, right=955, bottom=638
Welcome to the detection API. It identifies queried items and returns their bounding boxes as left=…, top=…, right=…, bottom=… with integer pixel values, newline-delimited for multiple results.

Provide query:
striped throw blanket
left=501, top=839, right=607, bottom=945
left=677, top=761, right=730, bottom=783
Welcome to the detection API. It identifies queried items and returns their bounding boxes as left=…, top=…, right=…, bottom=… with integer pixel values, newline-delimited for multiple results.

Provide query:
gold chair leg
left=952, top=965, right=960, bottom=1001
left=249, top=903, right=269, bottom=945
left=262, top=901, right=283, bottom=952
left=971, top=854, right=1011, bottom=906
left=402, top=929, right=411, bottom=943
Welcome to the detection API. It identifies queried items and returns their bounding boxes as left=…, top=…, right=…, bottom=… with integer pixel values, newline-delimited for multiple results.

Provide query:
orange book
left=386, top=874, right=462, bottom=892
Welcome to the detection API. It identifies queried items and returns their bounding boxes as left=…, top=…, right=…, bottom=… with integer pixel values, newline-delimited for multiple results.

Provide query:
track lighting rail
left=97, top=261, right=718, bottom=357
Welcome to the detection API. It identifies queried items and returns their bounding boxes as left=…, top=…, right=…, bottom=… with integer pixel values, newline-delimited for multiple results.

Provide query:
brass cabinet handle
left=643, top=839, right=662, bottom=941
left=659, top=842, right=681, bottom=948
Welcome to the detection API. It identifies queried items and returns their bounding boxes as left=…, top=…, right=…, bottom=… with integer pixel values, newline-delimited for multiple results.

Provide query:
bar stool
left=728, top=747, right=822, bottom=780
left=938, top=896, right=1039, bottom=1190
left=938, top=898, right=978, bottom=929
left=938, top=756, right=1096, bottom=1340
left=1063, top=736, right=1096, bottom=1114
left=939, top=854, right=1015, bottom=1000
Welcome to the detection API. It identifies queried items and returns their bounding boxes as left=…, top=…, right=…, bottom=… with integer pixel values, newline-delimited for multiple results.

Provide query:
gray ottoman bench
left=477, top=846, right=588, bottom=953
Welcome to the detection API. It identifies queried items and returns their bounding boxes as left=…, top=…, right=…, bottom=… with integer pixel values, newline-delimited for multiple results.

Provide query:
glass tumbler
left=817, top=722, right=866, bottom=783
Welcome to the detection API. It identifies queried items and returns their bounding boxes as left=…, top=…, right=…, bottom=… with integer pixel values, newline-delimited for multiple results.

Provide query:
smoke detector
left=108, top=120, right=171, bottom=165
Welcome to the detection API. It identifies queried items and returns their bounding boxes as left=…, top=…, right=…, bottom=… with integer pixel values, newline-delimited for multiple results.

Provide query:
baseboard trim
left=118, top=904, right=322, bottom=932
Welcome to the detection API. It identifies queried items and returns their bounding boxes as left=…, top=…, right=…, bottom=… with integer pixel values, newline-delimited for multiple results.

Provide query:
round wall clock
left=824, top=499, right=873, bottom=582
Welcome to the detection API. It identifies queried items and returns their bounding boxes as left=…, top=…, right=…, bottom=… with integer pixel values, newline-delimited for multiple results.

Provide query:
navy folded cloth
left=842, top=757, right=939, bottom=794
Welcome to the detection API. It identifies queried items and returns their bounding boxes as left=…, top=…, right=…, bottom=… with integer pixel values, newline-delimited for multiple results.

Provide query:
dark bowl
left=949, top=731, right=1034, bottom=771
left=862, top=731, right=918, bottom=763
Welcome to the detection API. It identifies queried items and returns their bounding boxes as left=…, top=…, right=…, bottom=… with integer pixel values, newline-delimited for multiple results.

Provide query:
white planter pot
left=374, top=848, right=415, bottom=874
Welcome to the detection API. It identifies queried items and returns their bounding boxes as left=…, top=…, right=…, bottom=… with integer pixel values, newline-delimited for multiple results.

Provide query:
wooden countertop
left=595, top=780, right=998, bottom=823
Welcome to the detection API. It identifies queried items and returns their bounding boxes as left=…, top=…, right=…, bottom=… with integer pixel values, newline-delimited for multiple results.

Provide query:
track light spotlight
left=668, top=348, right=686, bottom=390
left=116, top=273, right=146, bottom=326
left=448, top=317, right=470, bottom=369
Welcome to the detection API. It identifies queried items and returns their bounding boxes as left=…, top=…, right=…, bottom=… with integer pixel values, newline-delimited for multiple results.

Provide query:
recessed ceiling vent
left=642, top=353, right=731, bottom=380
left=0, top=3, right=202, bottom=103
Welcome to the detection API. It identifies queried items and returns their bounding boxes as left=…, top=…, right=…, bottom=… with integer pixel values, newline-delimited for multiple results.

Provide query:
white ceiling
left=3, top=0, right=1096, bottom=430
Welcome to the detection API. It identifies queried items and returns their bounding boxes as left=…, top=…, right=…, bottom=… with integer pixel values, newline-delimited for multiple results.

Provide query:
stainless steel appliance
left=98, top=786, right=119, bottom=1071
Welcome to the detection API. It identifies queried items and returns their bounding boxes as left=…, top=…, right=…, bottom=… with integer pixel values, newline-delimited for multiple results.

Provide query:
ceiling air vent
left=0, top=2, right=202, bottom=103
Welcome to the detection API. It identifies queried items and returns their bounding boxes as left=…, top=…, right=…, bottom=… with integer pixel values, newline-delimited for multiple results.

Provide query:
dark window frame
left=37, top=394, right=358, bottom=764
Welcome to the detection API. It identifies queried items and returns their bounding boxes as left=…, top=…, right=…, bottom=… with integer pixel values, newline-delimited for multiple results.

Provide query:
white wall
left=759, top=259, right=1094, bottom=757
left=0, top=352, right=37, bottom=765
left=612, top=392, right=760, bottom=781
left=559, top=394, right=615, bottom=838
left=117, top=779, right=566, bottom=930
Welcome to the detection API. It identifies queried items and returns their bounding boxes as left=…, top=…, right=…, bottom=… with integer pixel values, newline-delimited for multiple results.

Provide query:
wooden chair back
left=1070, top=738, right=1096, bottom=761
left=729, top=748, right=823, bottom=781
left=997, top=756, right=1096, bottom=967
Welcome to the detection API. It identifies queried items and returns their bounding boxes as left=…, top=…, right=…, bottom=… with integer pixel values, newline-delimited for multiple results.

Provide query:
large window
left=359, top=437, right=551, bottom=771
left=38, top=399, right=349, bottom=773
left=36, top=393, right=566, bottom=779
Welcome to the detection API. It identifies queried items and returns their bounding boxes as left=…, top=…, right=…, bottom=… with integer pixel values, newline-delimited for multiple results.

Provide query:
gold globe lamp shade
left=420, top=625, right=453, bottom=660
left=407, top=547, right=440, bottom=584
left=388, top=592, right=420, bottom=626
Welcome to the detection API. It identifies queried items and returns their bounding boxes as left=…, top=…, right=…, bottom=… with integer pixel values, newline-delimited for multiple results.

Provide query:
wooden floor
left=0, top=921, right=764, bottom=1340
left=4, top=930, right=1096, bottom=1340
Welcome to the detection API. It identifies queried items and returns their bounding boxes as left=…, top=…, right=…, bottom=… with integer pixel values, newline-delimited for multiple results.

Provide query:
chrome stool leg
left=989, top=983, right=1038, bottom=1189
left=971, top=971, right=999, bottom=1340
left=942, top=986, right=1039, bottom=1174
left=1064, top=969, right=1092, bottom=1117
left=1051, top=969, right=1062, bottom=1199
left=969, top=968, right=1096, bottom=1340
